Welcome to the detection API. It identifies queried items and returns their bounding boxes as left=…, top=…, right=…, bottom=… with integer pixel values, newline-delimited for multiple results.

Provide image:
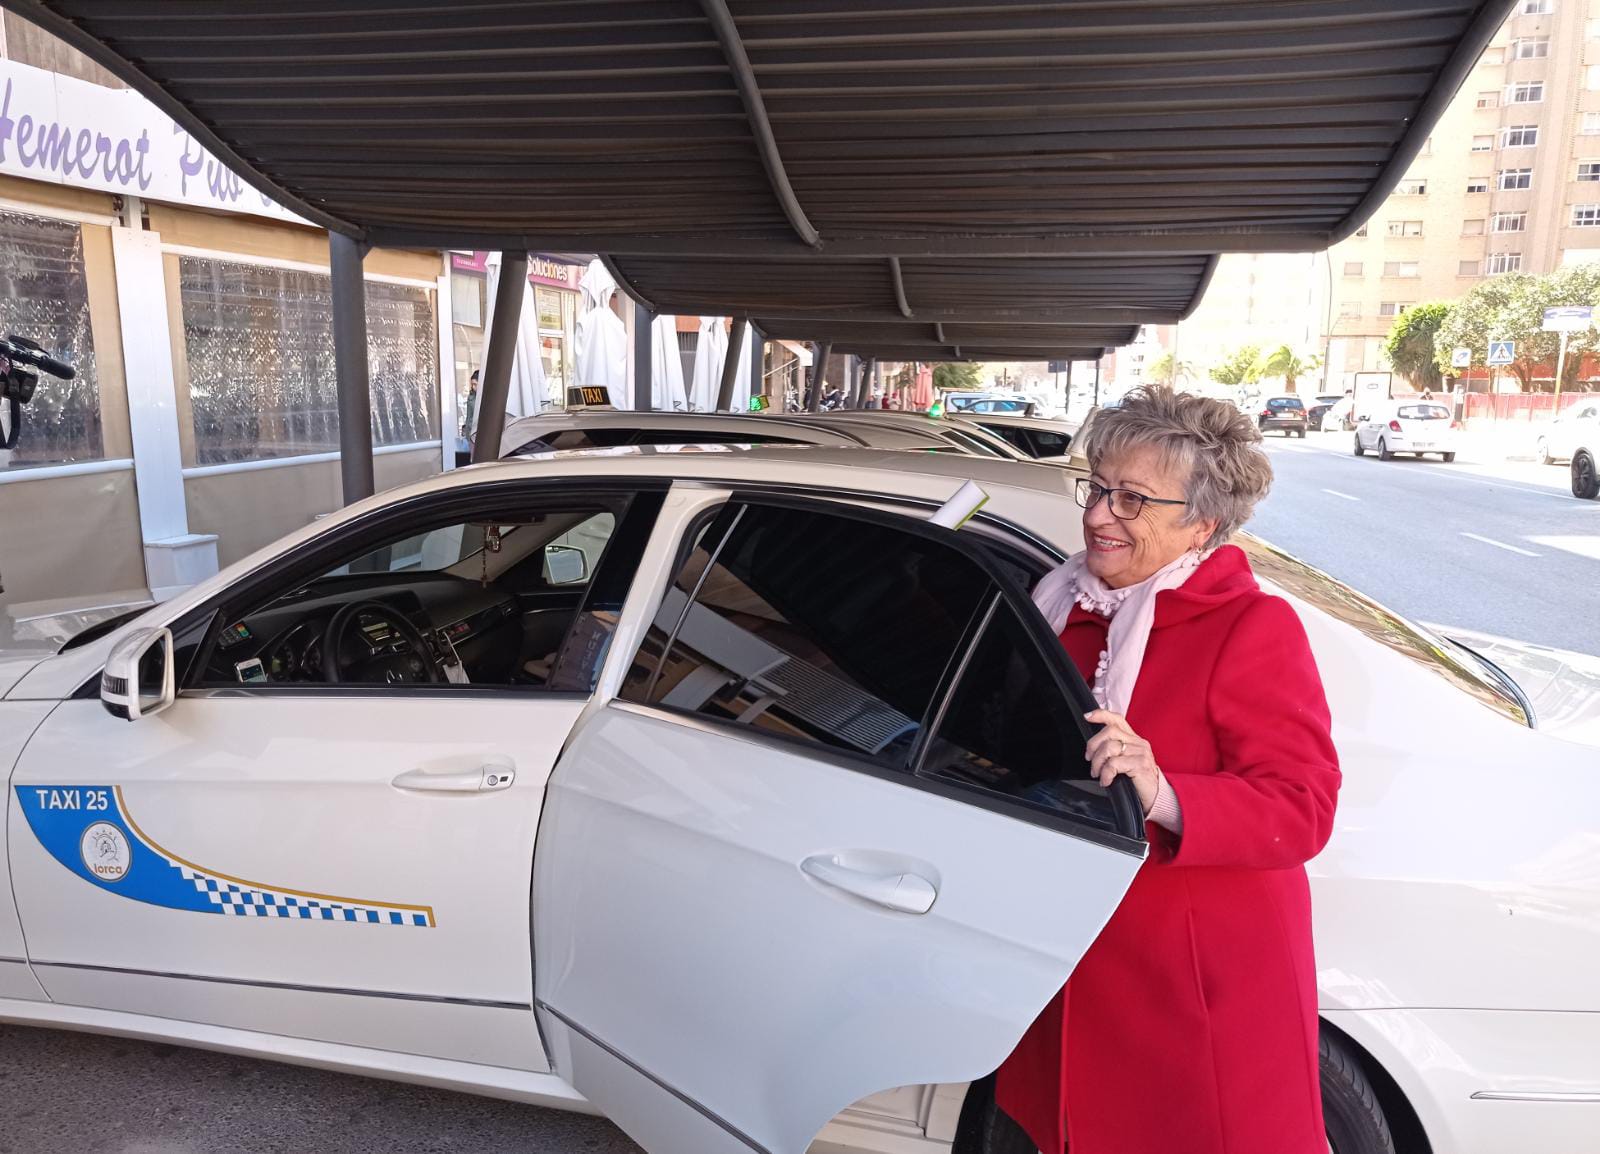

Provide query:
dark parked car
left=1258, top=395, right=1309, bottom=437
left=1305, top=393, right=1346, bottom=431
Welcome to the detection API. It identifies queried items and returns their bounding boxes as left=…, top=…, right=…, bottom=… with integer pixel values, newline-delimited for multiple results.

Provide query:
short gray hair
left=1079, top=386, right=1273, bottom=548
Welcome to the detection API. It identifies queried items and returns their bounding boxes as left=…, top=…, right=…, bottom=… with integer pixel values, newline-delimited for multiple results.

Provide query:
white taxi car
left=1536, top=400, right=1600, bottom=466
left=1353, top=400, right=1459, bottom=461
left=2, top=448, right=1596, bottom=1154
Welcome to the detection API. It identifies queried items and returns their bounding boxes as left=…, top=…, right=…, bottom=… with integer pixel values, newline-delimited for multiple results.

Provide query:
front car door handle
left=392, top=766, right=515, bottom=793
left=800, top=854, right=938, bottom=914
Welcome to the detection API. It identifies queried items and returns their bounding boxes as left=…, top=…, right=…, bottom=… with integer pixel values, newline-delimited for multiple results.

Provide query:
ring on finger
left=1118, top=739, right=1127, bottom=757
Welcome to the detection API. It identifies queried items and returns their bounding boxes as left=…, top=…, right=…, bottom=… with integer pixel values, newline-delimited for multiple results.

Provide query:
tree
left=1383, top=302, right=1449, bottom=393
left=1144, top=351, right=1195, bottom=387
left=1254, top=345, right=1322, bottom=394
left=1435, top=265, right=1600, bottom=391
left=931, top=362, right=982, bottom=392
left=1209, top=345, right=1261, bottom=387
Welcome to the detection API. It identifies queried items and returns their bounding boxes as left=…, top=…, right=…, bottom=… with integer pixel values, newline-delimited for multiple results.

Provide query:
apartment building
left=1324, top=0, right=1600, bottom=387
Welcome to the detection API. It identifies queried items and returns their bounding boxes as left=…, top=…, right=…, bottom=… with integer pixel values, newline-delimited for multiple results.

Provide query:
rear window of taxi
left=1396, top=404, right=1450, bottom=420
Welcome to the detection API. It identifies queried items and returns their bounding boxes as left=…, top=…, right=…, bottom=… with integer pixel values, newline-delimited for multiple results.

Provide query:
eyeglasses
left=1075, top=478, right=1188, bottom=520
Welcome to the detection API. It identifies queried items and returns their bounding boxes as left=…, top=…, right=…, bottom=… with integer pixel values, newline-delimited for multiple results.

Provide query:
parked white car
left=1, top=448, right=1595, bottom=1154
left=497, top=408, right=947, bottom=458
left=1536, top=400, right=1600, bottom=466
left=1353, top=400, right=1459, bottom=461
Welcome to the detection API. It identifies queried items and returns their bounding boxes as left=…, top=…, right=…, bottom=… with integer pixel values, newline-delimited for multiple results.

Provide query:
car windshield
left=1238, top=536, right=1529, bottom=727
left=1397, top=405, right=1451, bottom=420
left=1267, top=398, right=1304, bottom=410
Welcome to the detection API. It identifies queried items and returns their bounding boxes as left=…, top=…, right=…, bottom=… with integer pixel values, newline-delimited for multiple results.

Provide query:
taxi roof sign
left=567, top=385, right=614, bottom=409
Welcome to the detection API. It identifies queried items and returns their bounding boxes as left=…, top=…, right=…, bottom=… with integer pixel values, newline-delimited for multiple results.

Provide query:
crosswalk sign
left=1487, top=340, right=1515, bottom=366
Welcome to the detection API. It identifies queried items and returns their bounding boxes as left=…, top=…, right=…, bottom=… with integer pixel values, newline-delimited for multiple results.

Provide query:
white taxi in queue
left=1, top=447, right=1596, bottom=1154
left=1353, top=400, right=1460, bottom=462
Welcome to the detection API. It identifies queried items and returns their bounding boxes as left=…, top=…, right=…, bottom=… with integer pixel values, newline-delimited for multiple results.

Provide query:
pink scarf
left=1032, top=548, right=1211, bottom=714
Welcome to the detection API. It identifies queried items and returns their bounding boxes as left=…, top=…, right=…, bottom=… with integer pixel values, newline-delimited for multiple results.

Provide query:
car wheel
left=1574, top=450, right=1600, bottom=499
left=1322, top=1030, right=1396, bottom=1154
left=1537, top=436, right=1552, bottom=465
left=1297, top=428, right=1306, bottom=439
left=1377, top=438, right=1393, bottom=461
left=1441, top=452, right=1456, bottom=462
left=950, top=1075, right=1036, bottom=1154
left=1353, top=434, right=1365, bottom=457
left=955, top=1035, right=1399, bottom=1154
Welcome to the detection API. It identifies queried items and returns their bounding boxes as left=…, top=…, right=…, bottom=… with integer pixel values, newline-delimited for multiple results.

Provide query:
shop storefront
left=0, top=43, right=451, bottom=620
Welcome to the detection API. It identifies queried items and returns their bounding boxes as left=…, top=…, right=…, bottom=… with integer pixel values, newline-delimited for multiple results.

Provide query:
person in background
left=994, top=385, right=1341, bottom=1154
left=456, top=370, right=480, bottom=466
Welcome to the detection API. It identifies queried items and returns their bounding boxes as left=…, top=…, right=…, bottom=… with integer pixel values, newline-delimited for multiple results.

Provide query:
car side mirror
left=543, top=543, right=589, bottom=586
left=100, top=626, right=175, bottom=721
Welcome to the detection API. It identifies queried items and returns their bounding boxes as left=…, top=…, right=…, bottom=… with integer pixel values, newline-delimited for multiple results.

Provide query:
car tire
left=955, top=1034, right=1399, bottom=1154
left=1353, top=434, right=1365, bottom=457
left=1441, top=452, right=1456, bottom=462
left=1377, top=438, right=1393, bottom=461
left=1574, top=450, right=1600, bottom=499
left=1537, top=436, right=1552, bottom=465
left=1297, top=428, right=1306, bottom=439
left=1321, top=1029, right=1397, bottom=1154
left=950, top=1075, right=1037, bottom=1154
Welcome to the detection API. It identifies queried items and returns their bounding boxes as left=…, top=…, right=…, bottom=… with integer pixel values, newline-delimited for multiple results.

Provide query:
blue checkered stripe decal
left=180, top=868, right=432, bottom=926
left=17, top=785, right=435, bottom=928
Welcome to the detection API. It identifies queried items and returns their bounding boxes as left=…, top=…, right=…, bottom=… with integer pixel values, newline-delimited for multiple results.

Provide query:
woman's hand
left=1084, top=709, right=1161, bottom=817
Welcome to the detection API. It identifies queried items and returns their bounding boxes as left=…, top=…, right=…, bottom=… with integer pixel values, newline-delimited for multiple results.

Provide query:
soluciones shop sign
left=0, top=58, right=301, bottom=223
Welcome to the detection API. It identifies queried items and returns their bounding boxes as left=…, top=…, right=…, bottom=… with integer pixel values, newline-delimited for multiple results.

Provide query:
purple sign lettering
left=0, top=79, right=151, bottom=190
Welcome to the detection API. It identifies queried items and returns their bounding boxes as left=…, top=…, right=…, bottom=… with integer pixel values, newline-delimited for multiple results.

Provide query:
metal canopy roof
left=17, top=0, right=1512, bottom=258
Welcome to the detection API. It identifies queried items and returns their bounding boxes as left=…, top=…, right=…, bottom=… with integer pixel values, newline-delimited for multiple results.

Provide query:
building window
left=1459, top=260, right=1481, bottom=276
left=1484, top=47, right=1506, bottom=65
left=1339, top=301, right=1362, bottom=319
left=1486, top=252, right=1524, bottom=274
left=1508, top=81, right=1545, bottom=103
left=1501, top=125, right=1539, bottom=148
left=1472, top=135, right=1495, bottom=152
left=1354, top=224, right=1369, bottom=238
left=1394, top=179, right=1428, bottom=196
left=1342, top=261, right=1364, bottom=276
left=1477, top=91, right=1499, bottom=109
left=1377, top=302, right=1411, bottom=318
left=1498, top=168, right=1533, bottom=190
left=1382, top=261, right=1421, bottom=277
left=1584, top=112, right=1600, bottom=135
left=1492, top=212, right=1528, bottom=232
left=1588, top=64, right=1600, bottom=90
left=1466, top=179, right=1489, bottom=194
left=1581, top=162, right=1600, bottom=181
left=1386, top=220, right=1424, bottom=237
left=1462, top=218, right=1486, bottom=235
left=0, top=210, right=102, bottom=471
left=1513, top=36, right=1550, bottom=59
left=1522, top=0, right=1553, bottom=13
left=1572, top=204, right=1600, bottom=226
left=179, top=257, right=441, bottom=465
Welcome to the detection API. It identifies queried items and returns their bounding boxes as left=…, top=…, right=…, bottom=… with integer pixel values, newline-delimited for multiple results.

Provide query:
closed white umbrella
left=729, top=322, right=753, bottom=412
left=473, top=252, right=548, bottom=438
left=574, top=259, right=628, bottom=400
left=688, top=316, right=726, bottom=412
left=652, top=314, right=687, bottom=410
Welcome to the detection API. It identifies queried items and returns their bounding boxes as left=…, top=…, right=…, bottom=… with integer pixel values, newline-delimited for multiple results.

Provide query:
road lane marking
left=1460, top=532, right=1541, bottom=557
left=1320, top=488, right=1359, bottom=501
left=1526, top=535, right=1600, bottom=561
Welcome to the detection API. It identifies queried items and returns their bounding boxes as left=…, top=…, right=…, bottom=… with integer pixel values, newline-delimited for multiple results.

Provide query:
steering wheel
left=321, top=600, right=442, bottom=685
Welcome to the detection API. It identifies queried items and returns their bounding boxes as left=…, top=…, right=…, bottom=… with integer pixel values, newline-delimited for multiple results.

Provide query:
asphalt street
left=0, top=1024, right=642, bottom=1154
left=1249, top=429, right=1600, bottom=656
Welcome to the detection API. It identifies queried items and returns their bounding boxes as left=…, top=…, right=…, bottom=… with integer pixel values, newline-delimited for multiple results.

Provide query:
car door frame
left=533, top=480, right=1147, bottom=1154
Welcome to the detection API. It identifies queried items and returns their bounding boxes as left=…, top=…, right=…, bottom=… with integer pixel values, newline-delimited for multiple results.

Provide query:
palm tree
left=1255, top=345, right=1322, bottom=395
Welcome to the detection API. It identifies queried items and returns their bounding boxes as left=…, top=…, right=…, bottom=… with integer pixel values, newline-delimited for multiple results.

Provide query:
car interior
left=194, top=492, right=663, bottom=693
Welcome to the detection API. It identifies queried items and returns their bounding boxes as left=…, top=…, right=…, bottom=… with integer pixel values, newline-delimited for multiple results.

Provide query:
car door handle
left=391, top=765, right=515, bottom=793
left=800, top=854, right=937, bottom=915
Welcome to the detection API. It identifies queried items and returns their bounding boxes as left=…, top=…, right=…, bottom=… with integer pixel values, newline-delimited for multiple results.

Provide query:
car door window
left=619, top=502, right=992, bottom=765
left=917, top=599, right=1116, bottom=832
left=191, top=491, right=660, bottom=692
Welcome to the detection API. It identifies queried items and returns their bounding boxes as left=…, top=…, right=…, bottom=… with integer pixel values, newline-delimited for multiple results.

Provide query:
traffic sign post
left=1451, top=347, right=1472, bottom=370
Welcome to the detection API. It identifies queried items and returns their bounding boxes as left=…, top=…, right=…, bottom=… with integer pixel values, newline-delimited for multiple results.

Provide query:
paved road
left=0, top=1024, right=641, bottom=1154
left=1249, top=430, right=1600, bottom=655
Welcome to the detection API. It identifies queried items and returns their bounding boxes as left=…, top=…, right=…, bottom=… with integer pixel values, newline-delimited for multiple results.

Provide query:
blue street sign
left=1487, top=340, right=1515, bottom=366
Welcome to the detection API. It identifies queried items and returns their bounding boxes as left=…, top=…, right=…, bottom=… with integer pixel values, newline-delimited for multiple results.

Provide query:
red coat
left=996, top=545, right=1340, bottom=1154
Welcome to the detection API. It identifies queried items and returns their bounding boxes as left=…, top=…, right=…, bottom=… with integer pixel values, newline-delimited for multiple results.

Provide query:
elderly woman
left=993, top=386, right=1341, bottom=1154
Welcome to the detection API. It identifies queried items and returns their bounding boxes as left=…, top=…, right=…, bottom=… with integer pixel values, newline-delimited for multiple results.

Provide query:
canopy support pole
left=472, top=250, right=527, bottom=463
left=633, top=299, right=654, bottom=411
left=330, top=231, right=373, bottom=504
left=867, top=359, right=878, bottom=408
left=809, top=342, right=832, bottom=411
left=749, top=328, right=765, bottom=407
left=717, top=317, right=749, bottom=411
